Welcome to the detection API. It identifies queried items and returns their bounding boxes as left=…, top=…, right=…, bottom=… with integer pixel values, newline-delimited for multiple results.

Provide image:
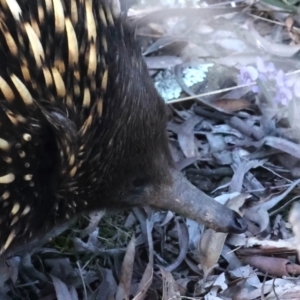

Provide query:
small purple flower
left=256, top=57, right=277, bottom=83
left=275, top=70, right=286, bottom=87
left=273, top=69, right=296, bottom=105
left=252, top=85, right=259, bottom=93
left=237, top=66, right=258, bottom=85
left=256, top=57, right=276, bottom=74
left=273, top=86, right=293, bottom=106
left=237, top=58, right=299, bottom=105
left=275, top=69, right=294, bottom=89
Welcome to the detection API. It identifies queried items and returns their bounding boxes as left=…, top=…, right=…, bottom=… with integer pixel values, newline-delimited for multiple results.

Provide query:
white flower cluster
left=154, top=63, right=213, bottom=101
left=162, top=0, right=200, bottom=7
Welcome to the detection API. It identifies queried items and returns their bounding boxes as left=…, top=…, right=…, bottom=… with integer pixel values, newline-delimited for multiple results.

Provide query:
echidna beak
left=151, top=170, right=248, bottom=234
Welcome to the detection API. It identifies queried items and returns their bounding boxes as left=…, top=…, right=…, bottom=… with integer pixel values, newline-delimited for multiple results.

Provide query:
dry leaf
left=242, top=255, right=300, bottom=277
left=211, top=98, right=253, bottom=113
left=160, top=267, right=181, bottom=300
left=116, top=235, right=136, bottom=300
left=247, top=21, right=300, bottom=57
left=165, top=217, right=189, bottom=272
left=51, top=275, right=74, bottom=300
left=199, top=194, right=248, bottom=280
left=177, top=116, right=201, bottom=158
left=289, top=202, right=300, bottom=260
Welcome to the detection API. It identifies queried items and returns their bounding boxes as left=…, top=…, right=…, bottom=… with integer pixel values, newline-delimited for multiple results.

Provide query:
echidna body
left=0, top=0, right=247, bottom=257
left=0, top=0, right=173, bottom=256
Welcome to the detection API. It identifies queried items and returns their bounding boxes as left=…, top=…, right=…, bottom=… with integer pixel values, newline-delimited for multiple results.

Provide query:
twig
left=167, top=69, right=300, bottom=104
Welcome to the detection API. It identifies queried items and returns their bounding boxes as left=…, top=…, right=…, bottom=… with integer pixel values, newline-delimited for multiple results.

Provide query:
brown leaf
left=96, top=268, right=118, bottom=300
left=229, top=159, right=266, bottom=193
left=289, top=202, right=300, bottom=260
left=116, top=235, right=136, bottom=300
left=51, top=275, right=74, bottom=300
left=133, top=263, right=153, bottom=300
left=264, top=136, right=300, bottom=160
left=160, top=268, right=181, bottom=300
left=165, top=217, right=189, bottom=272
left=133, top=217, right=155, bottom=300
left=242, top=255, right=300, bottom=277
left=211, top=98, right=253, bottom=113
left=177, top=116, right=201, bottom=158
left=244, top=207, right=269, bottom=235
left=199, top=194, right=247, bottom=279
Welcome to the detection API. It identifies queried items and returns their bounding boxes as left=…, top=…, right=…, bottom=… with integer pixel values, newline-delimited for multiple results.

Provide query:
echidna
left=0, top=0, right=247, bottom=258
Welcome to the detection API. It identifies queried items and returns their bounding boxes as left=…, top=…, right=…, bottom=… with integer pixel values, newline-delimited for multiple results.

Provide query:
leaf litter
left=3, top=0, right=300, bottom=299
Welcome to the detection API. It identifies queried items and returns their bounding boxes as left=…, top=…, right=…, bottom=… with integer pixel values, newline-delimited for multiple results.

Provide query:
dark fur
left=0, top=0, right=173, bottom=256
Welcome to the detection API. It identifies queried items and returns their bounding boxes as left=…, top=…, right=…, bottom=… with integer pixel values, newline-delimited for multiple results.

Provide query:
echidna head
left=78, top=49, right=174, bottom=211
left=76, top=40, right=247, bottom=235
